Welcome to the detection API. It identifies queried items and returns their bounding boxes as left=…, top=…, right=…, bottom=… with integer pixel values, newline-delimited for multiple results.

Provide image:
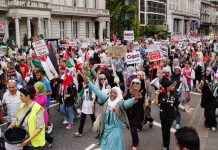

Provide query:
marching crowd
left=2, top=34, right=218, bottom=150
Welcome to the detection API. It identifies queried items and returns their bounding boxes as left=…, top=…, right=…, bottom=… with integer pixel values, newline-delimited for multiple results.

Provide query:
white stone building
left=0, top=0, right=110, bottom=46
left=167, top=0, right=201, bottom=35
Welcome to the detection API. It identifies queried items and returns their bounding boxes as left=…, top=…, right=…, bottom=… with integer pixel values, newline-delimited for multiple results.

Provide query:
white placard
left=126, top=52, right=141, bottom=65
left=214, top=43, right=218, bottom=53
left=124, top=30, right=134, bottom=41
left=32, top=39, right=49, bottom=56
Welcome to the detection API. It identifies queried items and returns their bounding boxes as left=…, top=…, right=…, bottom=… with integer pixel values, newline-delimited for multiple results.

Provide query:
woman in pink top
left=34, top=81, right=54, bottom=147
left=34, top=82, right=49, bottom=125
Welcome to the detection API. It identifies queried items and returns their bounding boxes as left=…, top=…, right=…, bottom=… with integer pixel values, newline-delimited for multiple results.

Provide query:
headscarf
left=34, top=82, right=47, bottom=95
left=62, top=72, right=74, bottom=88
left=108, top=86, right=123, bottom=108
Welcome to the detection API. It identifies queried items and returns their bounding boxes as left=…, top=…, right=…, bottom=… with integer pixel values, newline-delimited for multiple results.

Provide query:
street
left=35, top=93, right=218, bottom=150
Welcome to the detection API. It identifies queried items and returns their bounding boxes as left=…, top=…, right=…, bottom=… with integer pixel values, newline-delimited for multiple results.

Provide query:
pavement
left=1, top=92, right=218, bottom=150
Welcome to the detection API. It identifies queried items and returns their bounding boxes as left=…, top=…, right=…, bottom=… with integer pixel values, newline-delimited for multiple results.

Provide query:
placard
left=0, top=46, right=7, bottom=56
left=126, top=52, right=141, bottom=65
left=124, top=31, right=134, bottom=41
left=108, top=46, right=127, bottom=58
left=214, top=43, right=218, bottom=53
left=147, top=44, right=162, bottom=62
left=133, top=42, right=140, bottom=51
left=32, top=39, right=49, bottom=56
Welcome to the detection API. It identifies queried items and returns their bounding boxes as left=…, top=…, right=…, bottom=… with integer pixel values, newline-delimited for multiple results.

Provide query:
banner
left=0, top=46, right=7, bottom=56
left=147, top=44, right=162, bottom=62
left=108, top=45, right=127, bottom=59
left=32, top=39, right=49, bottom=57
left=159, top=44, right=168, bottom=57
left=124, top=31, right=134, bottom=41
left=133, top=42, right=140, bottom=51
left=126, top=52, right=141, bottom=65
left=214, top=43, right=218, bottom=53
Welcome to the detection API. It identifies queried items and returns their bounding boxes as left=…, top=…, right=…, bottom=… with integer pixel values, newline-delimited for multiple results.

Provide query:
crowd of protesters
left=2, top=33, right=217, bottom=150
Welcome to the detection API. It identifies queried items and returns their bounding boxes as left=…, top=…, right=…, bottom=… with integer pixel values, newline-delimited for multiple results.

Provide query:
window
left=85, top=22, right=90, bottom=38
left=94, top=0, right=97, bottom=8
left=44, top=20, right=47, bottom=38
left=84, top=0, right=87, bottom=7
left=140, top=0, right=145, bottom=12
left=73, top=22, right=78, bottom=39
left=140, top=13, right=145, bottom=24
left=59, top=21, right=65, bottom=39
left=72, top=0, right=76, bottom=6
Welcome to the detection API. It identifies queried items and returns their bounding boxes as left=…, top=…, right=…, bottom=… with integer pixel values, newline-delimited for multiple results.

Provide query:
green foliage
left=23, top=33, right=28, bottom=46
left=39, top=34, right=44, bottom=39
left=6, top=38, right=14, bottom=49
left=106, top=0, right=140, bottom=39
left=144, top=25, right=165, bottom=36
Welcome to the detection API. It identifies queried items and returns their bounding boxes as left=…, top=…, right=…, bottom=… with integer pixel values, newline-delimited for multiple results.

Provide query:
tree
left=6, top=38, right=14, bottom=49
left=144, top=25, right=165, bottom=37
left=23, top=33, right=28, bottom=46
left=106, top=0, right=140, bottom=39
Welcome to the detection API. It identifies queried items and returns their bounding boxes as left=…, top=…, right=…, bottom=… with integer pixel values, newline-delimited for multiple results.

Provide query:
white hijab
left=108, top=86, right=123, bottom=109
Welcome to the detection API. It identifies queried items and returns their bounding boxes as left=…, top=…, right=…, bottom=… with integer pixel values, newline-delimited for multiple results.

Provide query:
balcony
left=6, top=0, right=51, bottom=10
left=51, top=4, right=110, bottom=17
left=0, top=1, right=7, bottom=11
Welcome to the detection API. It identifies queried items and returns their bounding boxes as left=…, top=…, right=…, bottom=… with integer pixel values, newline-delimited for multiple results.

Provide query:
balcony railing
left=51, top=4, right=110, bottom=17
left=6, top=0, right=50, bottom=9
left=0, top=1, right=7, bottom=9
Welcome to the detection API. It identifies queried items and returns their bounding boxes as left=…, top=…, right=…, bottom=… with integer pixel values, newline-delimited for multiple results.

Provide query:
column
left=15, top=17, right=20, bottom=46
left=4, top=18, right=9, bottom=41
left=47, top=18, right=52, bottom=38
left=106, top=21, right=110, bottom=38
left=38, top=17, right=42, bottom=35
left=98, top=21, right=103, bottom=42
left=27, top=17, right=31, bottom=44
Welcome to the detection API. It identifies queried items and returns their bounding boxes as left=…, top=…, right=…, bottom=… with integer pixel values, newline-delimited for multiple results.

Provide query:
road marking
left=190, top=91, right=201, bottom=96
left=94, top=148, right=101, bottom=150
left=84, top=144, right=96, bottom=150
left=153, top=121, right=176, bottom=133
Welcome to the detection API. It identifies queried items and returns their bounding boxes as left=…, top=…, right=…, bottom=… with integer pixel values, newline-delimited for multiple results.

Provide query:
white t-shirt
left=2, top=91, right=22, bottom=123
left=81, top=89, right=95, bottom=114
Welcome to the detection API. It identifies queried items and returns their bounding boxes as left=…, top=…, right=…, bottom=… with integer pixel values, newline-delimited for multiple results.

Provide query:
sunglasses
left=8, top=80, right=16, bottom=83
left=101, top=78, right=107, bottom=81
left=132, top=82, right=140, bottom=85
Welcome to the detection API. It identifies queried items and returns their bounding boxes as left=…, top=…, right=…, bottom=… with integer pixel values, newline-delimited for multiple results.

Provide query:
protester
left=2, top=80, right=21, bottom=126
left=175, top=127, right=200, bottom=150
left=8, top=86, right=45, bottom=150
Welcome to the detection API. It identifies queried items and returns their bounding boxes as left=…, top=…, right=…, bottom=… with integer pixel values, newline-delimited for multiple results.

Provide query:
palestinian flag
left=32, top=55, right=58, bottom=80
left=64, top=47, right=75, bottom=68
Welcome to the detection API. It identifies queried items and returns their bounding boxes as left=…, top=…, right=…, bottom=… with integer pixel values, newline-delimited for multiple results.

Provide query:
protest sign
left=108, top=46, right=127, bottom=58
left=159, top=44, right=168, bottom=57
left=32, top=39, right=49, bottom=57
left=214, top=43, right=218, bottom=53
left=147, top=44, right=162, bottom=62
left=124, top=31, right=134, bottom=41
left=126, top=52, right=141, bottom=65
left=133, top=42, right=140, bottom=51
left=0, top=46, right=7, bottom=56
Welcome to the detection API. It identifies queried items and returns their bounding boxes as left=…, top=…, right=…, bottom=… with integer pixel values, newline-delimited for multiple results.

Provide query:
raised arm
left=123, top=98, right=136, bottom=109
left=88, top=82, right=109, bottom=103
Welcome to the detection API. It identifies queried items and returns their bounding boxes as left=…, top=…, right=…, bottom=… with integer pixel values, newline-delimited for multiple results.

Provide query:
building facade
left=167, top=0, right=201, bottom=35
left=199, top=0, right=217, bottom=35
left=0, top=0, right=110, bottom=46
left=139, top=0, right=167, bottom=33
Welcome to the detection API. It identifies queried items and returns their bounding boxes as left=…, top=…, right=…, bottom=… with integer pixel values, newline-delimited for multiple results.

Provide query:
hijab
left=34, top=82, right=46, bottom=95
left=108, top=86, right=123, bottom=109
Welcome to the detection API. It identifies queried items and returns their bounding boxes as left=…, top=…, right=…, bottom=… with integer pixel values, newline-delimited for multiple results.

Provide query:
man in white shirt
left=2, top=80, right=21, bottom=125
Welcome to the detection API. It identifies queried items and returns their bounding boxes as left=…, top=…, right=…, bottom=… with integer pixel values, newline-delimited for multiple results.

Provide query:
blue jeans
left=60, top=103, right=75, bottom=124
left=176, top=96, right=184, bottom=124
